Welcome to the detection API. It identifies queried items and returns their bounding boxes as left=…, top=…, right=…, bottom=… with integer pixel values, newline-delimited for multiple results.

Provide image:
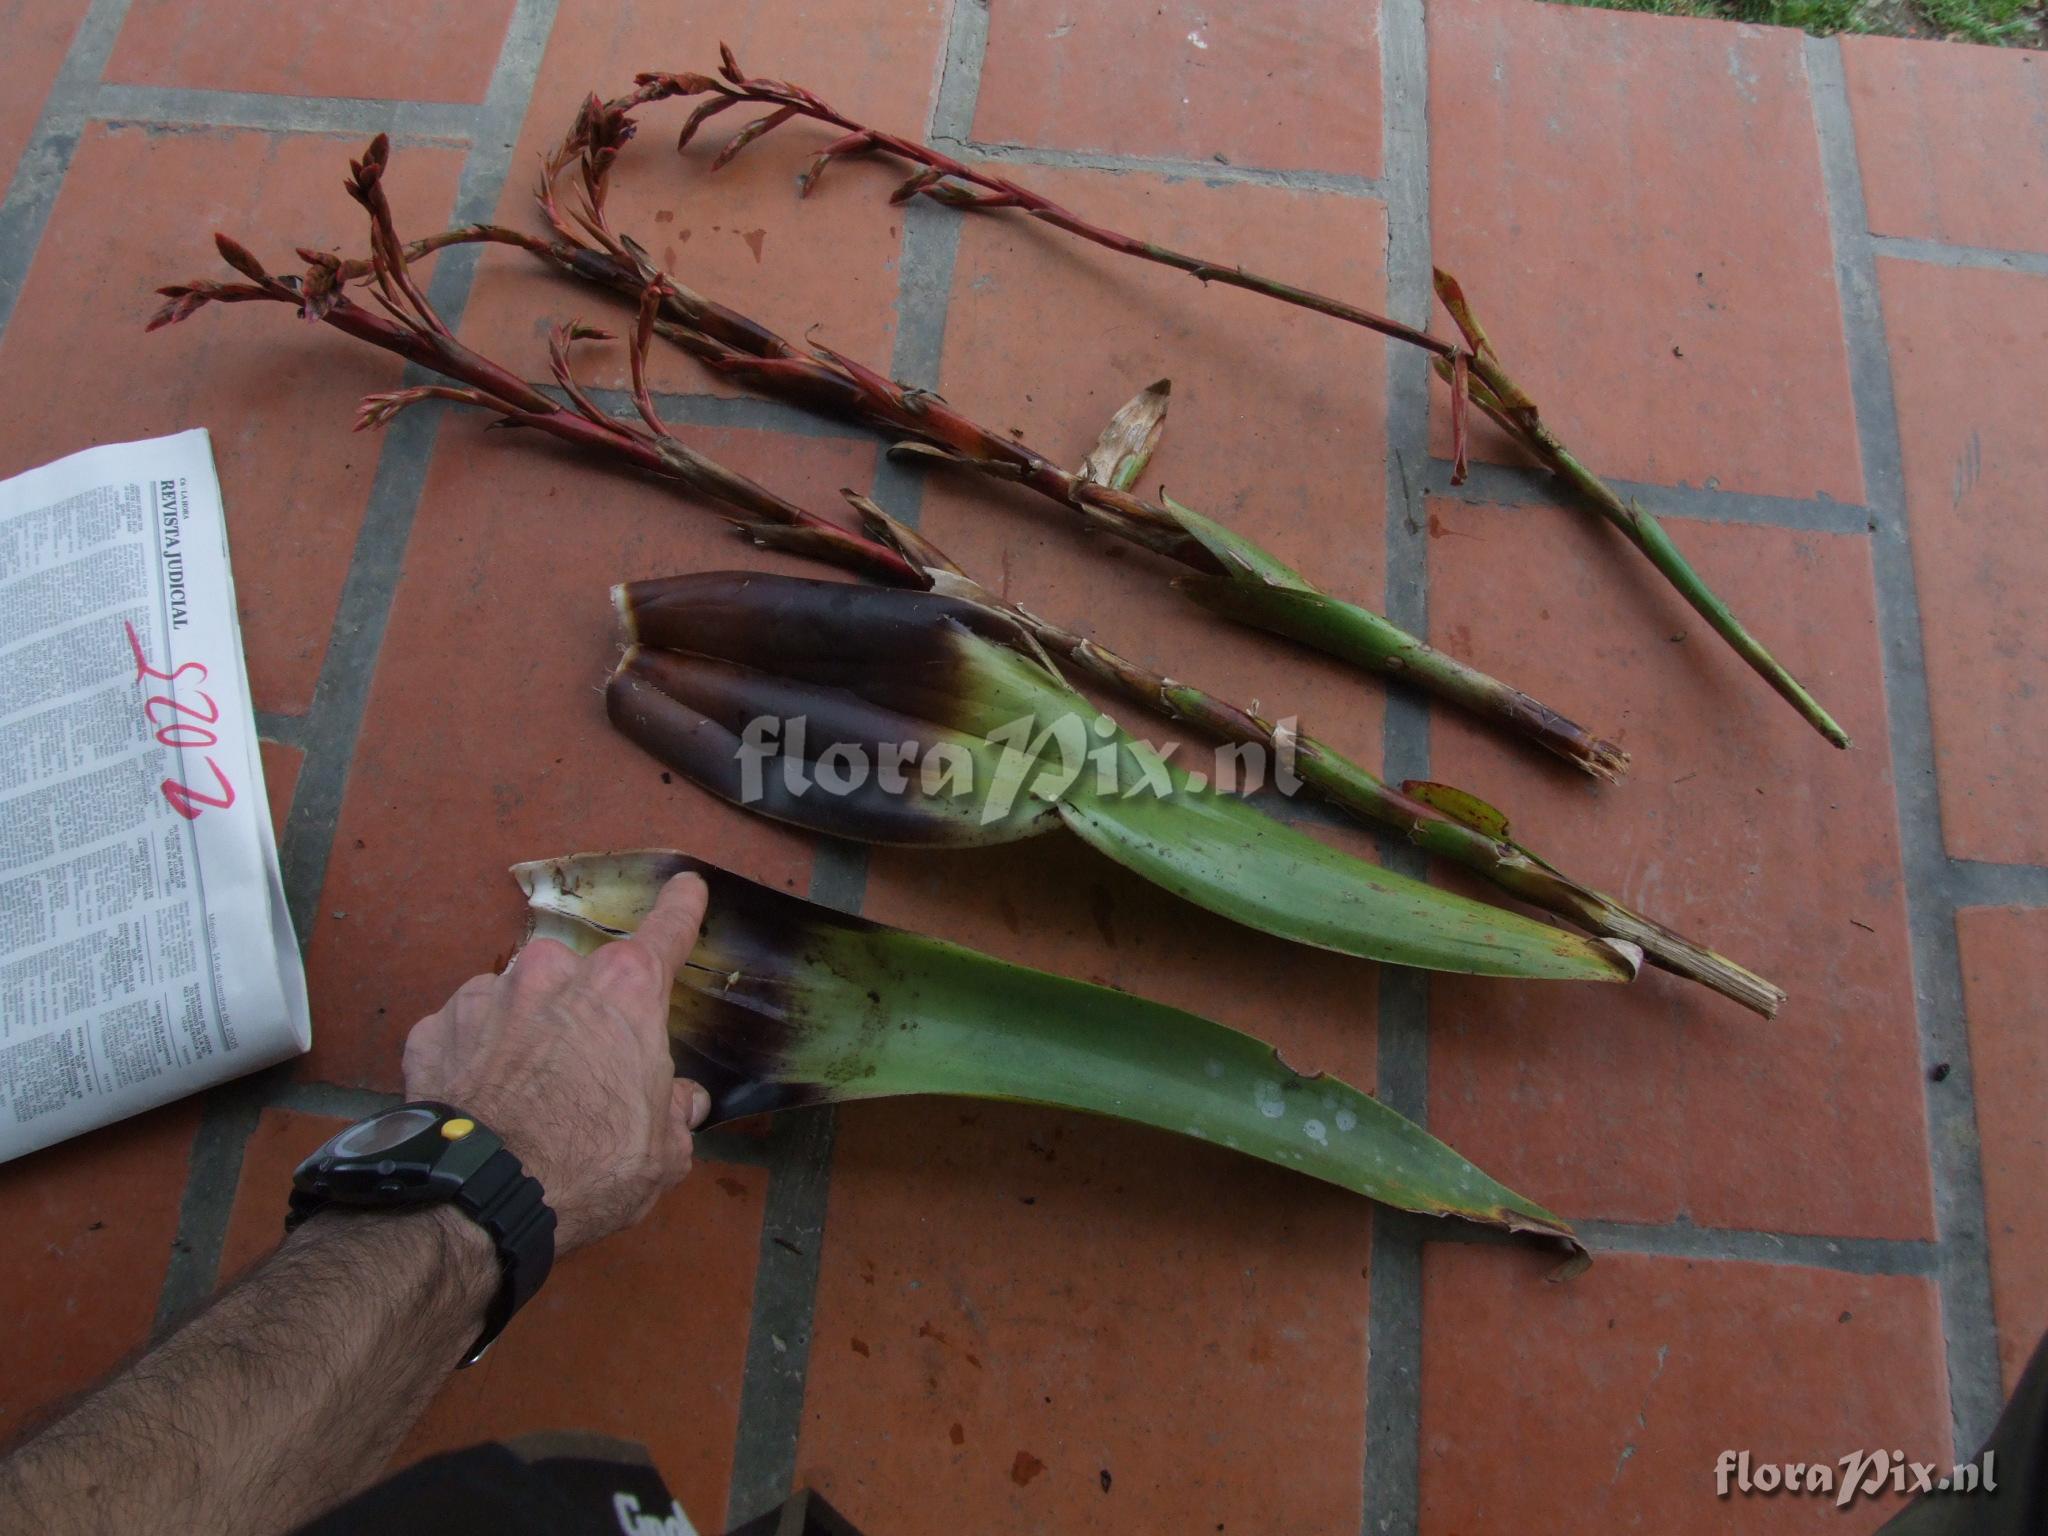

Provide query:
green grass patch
left=1554, top=0, right=2044, bottom=44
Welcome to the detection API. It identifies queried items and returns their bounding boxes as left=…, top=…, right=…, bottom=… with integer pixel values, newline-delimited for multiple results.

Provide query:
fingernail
left=689, top=1084, right=711, bottom=1128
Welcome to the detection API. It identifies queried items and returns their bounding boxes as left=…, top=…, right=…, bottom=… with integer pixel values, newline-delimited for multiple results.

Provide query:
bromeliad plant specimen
left=849, top=492, right=1785, bottom=1017
left=517, top=849, right=1587, bottom=1258
left=527, top=92, right=1629, bottom=782
left=147, top=132, right=1778, bottom=1013
left=608, top=570, right=1640, bottom=986
left=622, top=51, right=1850, bottom=754
left=165, top=115, right=1633, bottom=779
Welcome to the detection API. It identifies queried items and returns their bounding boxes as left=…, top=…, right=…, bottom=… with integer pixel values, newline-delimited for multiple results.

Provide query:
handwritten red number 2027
left=123, top=620, right=236, bottom=821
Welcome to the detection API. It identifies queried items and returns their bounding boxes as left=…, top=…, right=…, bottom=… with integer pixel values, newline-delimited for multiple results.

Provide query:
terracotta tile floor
left=1, top=0, right=2041, bottom=1531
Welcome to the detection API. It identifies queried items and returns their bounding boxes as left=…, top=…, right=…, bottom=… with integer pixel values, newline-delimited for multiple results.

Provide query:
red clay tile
left=213, top=1108, right=325, bottom=1285
left=1420, top=1246, right=1951, bottom=1533
left=791, top=170, right=1396, bottom=1532
left=0, top=124, right=465, bottom=717
left=1956, top=907, right=2048, bottom=1394
left=0, top=1103, right=199, bottom=1444
left=218, top=1109, right=763, bottom=1523
left=921, top=164, right=1388, bottom=778
left=798, top=1093, right=1374, bottom=1534
left=106, top=0, right=514, bottom=103
left=259, top=738, right=302, bottom=842
left=458, top=0, right=945, bottom=398
left=0, top=0, right=87, bottom=186
left=1878, top=257, right=2048, bottom=864
left=1844, top=37, right=2048, bottom=255
left=1425, top=498, right=1932, bottom=1238
left=797, top=790, right=1380, bottom=1532
left=971, top=0, right=1382, bottom=176
left=1428, top=2, right=1863, bottom=503
left=299, top=423, right=870, bottom=1090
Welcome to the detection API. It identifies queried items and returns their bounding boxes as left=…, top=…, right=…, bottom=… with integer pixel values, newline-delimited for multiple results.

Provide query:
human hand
left=401, top=872, right=710, bottom=1252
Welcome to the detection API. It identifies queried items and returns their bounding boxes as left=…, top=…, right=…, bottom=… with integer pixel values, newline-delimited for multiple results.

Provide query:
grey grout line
left=632, top=390, right=872, bottom=443
left=1364, top=0, right=1433, bottom=1531
left=723, top=1102, right=839, bottom=1523
left=1808, top=37, right=2003, bottom=1455
left=1574, top=1219, right=1940, bottom=1275
left=722, top=6, right=990, bottom=1521
left=275, top=0, right=556, bottom=944
left=1949, top=860, right=2048, bottom=908
left=148, top=0, right=564, bottom=1319
left=254, top=709, right=308, bottom=750
left=1413, top=1214, right=1940, bottom=1274
left=1873, top=233, right=2048, bottom=278
left=948, top=136, right=1391, bottom=199
left=1363, top=1204, right=1427, bottom=1536
left=723, top=843, right=864, bottom=1528
left=151, top=1071, right=273, bottom=1329
left=1428, top=458, right=1875, bottom=536
left=0, top=0, right=136, bottom=337
left=556, top=385, right=873, bottom=443
left=266, top=1081, right=405, bottom=1122
left=88, top=84, right=476, bottom=141
left=273, top=396, right=451, bottom=944
left=860, top=0, right=986, bottom=524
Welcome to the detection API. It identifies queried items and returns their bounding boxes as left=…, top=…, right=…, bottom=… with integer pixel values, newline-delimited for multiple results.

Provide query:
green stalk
left=1539, top=434, right=1848, bottom=748
left=1436, top=275, right=1850, bottom=749
left=626, top=57, right=1848, bottom=751
left=858, top=502, right=1782, bottom=1017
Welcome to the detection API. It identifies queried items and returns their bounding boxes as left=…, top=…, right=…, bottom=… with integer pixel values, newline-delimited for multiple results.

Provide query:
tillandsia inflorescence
left=146, top=136, right=920, bottom=587
left=526, top=90, right=1630, bottom=782
left=607, top=569, right=1642, bottom=986
left=147, top=133, right=1777, bottom=1014
left=621, top=50, right=1851, bottom=753
left=518, top=850, right=1588, bottom=1260
left=155, top=124, right=1627, bottom=777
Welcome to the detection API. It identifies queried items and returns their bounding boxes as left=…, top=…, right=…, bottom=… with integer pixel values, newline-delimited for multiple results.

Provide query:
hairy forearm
left=0, top=1207, right=497, bottom=1536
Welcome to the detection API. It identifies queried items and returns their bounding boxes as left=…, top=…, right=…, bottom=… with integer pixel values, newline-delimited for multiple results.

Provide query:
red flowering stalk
left=147, top=137, right=914, bottom=587
left=620, top=51, right=1849, bottom=752
left=447, top=94, right=1632, bottom=780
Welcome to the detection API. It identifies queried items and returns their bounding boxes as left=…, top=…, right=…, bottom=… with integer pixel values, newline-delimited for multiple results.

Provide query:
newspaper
left=0, top=430, right=309, bottom=1162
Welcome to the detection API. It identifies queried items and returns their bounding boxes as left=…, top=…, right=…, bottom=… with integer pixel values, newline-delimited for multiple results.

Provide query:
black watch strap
left=285, top=1103, right=557, bottom=1369
left=453, top=1146, right=557, bottom=1366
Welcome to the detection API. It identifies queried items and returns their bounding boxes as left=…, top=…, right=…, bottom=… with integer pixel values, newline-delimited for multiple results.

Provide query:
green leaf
left=1173, top=576, right=1432, bottom=673
left=515, top=850, right=1584, bottom=1255
left=1155, top=493, right=1314, bottom=588
left=1400, top=780, right=1513, bottom=842
left=1058, top=739, right=1632, bottom=982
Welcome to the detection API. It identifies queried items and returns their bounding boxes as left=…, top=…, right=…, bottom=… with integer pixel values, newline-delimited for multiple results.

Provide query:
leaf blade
left=1056, top=743, right=1636, bottom=983
left=516, top=851, right=1583, bottom=1252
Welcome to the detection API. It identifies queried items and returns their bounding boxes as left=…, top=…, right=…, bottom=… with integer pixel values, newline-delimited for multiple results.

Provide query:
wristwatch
left=286, top=1101, right=556, bottom=1366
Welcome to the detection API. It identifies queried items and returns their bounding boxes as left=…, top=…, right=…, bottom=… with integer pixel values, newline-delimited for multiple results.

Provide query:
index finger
left=620, top=871, right=710, bottom=1000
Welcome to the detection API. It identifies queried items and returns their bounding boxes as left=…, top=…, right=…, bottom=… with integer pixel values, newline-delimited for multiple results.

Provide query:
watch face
left=331, top=1105, right=439, bottom=1158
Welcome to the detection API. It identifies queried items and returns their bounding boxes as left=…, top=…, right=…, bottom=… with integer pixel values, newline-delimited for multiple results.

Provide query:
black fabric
left=291, top=1436, right=871, bottom=1536
left=1876, top=1329, right=2048, bottom=1536
left=291, top=1434, right=687, bottom=1535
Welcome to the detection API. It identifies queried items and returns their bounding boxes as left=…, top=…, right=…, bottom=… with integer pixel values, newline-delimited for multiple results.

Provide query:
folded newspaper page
left=1, top=430, right=309, bottom=1162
